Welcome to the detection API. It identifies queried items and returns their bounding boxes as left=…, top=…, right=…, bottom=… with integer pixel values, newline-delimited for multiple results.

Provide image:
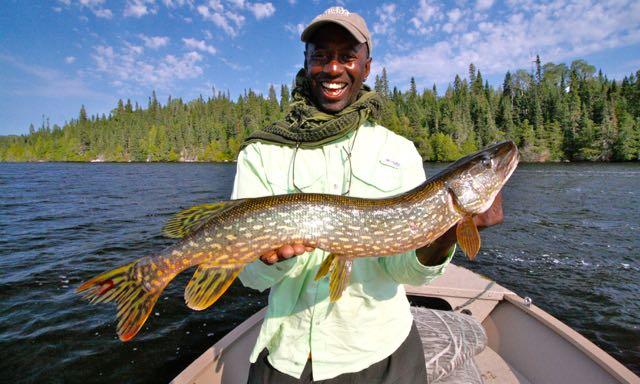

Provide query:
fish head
left=444, top=141, right=519, bottom=215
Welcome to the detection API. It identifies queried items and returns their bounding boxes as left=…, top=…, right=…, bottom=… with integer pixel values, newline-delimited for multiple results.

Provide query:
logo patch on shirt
left=380, top=158, right=401, bottom=168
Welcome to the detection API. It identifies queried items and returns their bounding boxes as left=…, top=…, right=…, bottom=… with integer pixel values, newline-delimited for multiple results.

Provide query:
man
left=231, top=7, right=503, bottom=383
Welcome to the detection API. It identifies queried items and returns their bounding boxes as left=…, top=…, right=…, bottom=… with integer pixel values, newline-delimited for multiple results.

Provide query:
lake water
left=0, top=162, right=638, bottom=383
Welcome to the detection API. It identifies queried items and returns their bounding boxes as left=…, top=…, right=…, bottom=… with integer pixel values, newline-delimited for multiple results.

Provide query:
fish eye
left=481, top=155, right=492, bottom=168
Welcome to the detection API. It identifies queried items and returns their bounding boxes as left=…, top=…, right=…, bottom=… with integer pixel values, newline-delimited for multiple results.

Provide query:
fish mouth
left=492, top=141, right=519, bottom=181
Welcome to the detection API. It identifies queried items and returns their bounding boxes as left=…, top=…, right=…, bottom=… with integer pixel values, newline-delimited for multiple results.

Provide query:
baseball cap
left=300, top=7, right=372, bottom=56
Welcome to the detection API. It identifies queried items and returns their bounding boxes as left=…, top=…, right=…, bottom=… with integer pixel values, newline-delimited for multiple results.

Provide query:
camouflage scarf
left=241, top=69, right=383, bottom=149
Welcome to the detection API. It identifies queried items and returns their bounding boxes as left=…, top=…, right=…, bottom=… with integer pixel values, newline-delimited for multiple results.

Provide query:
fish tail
left=76, top=261, right=169, bottom=341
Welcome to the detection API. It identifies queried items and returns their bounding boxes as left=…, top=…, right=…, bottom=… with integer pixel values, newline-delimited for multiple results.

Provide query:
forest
left=1, top=57, right=639, bottom=162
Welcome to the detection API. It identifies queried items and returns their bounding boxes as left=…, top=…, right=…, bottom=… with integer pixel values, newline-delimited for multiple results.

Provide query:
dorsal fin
left=163, top=200, right=242, bottom=238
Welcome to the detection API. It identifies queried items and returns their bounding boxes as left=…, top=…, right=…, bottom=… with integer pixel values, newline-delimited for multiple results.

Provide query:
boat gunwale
left=499, top=293, right=640, bottom=384
left=171, top=267, right=640, bottom=384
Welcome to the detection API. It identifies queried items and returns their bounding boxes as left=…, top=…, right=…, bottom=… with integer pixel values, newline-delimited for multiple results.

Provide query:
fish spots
left=226, top=234, right=237, bottom=241
left=252, top=225, right=263, bottom=230
left=171, top=250, right=182, bottom=257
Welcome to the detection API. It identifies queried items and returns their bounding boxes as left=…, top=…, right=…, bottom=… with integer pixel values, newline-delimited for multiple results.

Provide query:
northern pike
left=77, top=140, right=519, bottom=341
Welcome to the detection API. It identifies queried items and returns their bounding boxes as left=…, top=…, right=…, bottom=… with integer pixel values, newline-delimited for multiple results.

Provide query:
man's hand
left=417, top=191, right=505, bottom=266
left=260, top=244, right=315, bottom=265
left=473, top=192, right=504, bottom=229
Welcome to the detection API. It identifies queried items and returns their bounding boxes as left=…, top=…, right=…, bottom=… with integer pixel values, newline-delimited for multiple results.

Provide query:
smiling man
left=231, top=7, right=503, bottom=384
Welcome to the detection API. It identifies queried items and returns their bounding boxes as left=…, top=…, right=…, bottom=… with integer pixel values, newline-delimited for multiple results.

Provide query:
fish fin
left=329, top=257, right=352, bottom=302
left=314, top=253, right=337, bottom=281
left=456, top=215, right=481, bottom=260
left=184, top=265, right=242, bottom=311
left=163, top=200, right=243, bottom=239
left=77, top=261, right=169, bottom=342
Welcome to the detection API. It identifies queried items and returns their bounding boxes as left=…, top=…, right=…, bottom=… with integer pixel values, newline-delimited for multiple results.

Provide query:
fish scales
left=77, top=141, right=519, bottom=341
left=125, top=183, right=462, bottom=306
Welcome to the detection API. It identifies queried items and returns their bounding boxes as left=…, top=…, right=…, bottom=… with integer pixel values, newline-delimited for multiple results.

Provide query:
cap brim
left=300, top=20, right=367, bottom=44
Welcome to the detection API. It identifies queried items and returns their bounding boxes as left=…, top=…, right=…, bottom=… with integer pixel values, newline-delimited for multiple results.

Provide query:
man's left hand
left=416, top=191, right=505, bottom=266
left=473, top=191, right=504, bottom=230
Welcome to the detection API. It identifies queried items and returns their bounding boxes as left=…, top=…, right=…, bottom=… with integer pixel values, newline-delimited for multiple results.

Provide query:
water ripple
left=0, top=162, right=638, bottom=382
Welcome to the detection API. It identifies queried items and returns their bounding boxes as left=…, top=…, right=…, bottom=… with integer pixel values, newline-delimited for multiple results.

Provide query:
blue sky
left=1, top=0, right=639, bottom=135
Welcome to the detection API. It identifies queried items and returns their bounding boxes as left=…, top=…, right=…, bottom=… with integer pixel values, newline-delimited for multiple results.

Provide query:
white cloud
left=124, top=0, right=157, bottom=18
left=60, top=0, right=113, bottom=18
left=476, top=0, right=494, bottom=11
left=139, top=34, right=170, bottom=49
left=182, top=38, right=217, bottom=54
left=91, top=43, right=204, bottom=90
left=162, top=0, right=193, bottom=7
left=447, top=8, right=462, bottom=23
left=246, top=2, right=275, bottom=19
left=93, top=7, right=112, bottom=18
left=284, top=23, right=304, bottom=36
left=203, top=29, right=214, bottom=39
left=197, top=3, right=245, bottom=36
left=373, top=3, right=398, bottom=36
left=410, top=0, right=439, bottom=35
left=380, top=0, right=640, bottom=87
left=228, top=0, right=245, bottom=8
left=65, top=56, right=76, bottom=64
left=220, top=57, right=249, bottom=70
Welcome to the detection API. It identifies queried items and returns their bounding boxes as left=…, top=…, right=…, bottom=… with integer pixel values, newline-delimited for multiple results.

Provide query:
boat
left=171, top=263, right=640, bottom=384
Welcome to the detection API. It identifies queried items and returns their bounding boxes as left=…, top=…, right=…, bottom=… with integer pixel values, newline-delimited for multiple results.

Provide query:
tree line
left=1, top=58, right=639, bottom=162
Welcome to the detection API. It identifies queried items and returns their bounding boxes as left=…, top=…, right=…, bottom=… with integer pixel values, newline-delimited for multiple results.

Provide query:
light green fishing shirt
left=231, top=122, right=455, bottom=380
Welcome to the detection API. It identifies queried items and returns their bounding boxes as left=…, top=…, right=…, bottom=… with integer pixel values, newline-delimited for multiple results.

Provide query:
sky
left=1, top=0, right=640, bottom=135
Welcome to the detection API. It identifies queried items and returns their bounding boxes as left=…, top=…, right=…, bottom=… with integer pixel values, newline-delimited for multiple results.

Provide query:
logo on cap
left=322, top=6, right=351, bottom=16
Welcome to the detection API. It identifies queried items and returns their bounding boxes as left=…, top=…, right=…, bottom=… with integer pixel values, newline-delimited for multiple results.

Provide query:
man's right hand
left=260, top=245, right=314, bottom=265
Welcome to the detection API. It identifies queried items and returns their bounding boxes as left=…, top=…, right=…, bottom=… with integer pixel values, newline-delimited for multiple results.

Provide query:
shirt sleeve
left=378, top=138, right=455, bottom=286
left=232, top=144, right=298, bottom=292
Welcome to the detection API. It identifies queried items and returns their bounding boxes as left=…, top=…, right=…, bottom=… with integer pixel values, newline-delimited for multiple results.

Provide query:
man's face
left=304, top=24, right=371, bottom=113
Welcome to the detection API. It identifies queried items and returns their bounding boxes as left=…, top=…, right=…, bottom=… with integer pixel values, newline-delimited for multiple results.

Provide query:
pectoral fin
left=456, top=215, right=481, bottom=260
left=184, top=264, right=242, bottom=310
